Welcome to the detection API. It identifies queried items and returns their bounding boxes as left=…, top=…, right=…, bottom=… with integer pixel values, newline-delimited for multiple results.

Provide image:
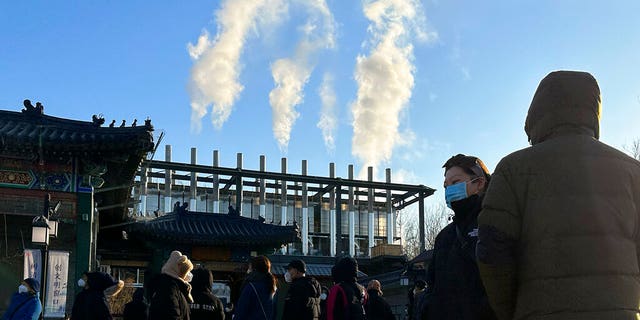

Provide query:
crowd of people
left=4, top=70, right=640, bottom=320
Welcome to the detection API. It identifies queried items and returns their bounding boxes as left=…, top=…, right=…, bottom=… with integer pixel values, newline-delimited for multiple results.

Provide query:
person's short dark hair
left=286, top=259, right=307, bottom=274
left=415, top=280, right=426, bottom=290
left=333, top=257, right=358, bottom=283
left=443, top=154, right=491, bottom=183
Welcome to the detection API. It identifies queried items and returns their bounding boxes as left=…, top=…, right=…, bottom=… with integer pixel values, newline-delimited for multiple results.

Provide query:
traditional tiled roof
left=0, top=108, right=154, bottom=155
left=271, top=263, right=368, bottom=278
left=128, top=212, right=300, bottom=247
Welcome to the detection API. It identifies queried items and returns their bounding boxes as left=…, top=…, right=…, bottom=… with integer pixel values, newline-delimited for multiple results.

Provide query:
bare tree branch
left=401, top=202, right=450, bottom=259
left=623, top=138, right=640, bottom=161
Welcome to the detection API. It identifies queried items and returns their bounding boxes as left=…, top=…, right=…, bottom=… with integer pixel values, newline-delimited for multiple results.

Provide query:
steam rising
left=317, top=73, right=337, bottom=153
left=351, top=0, right=434, bottom=175
left=188, top=0, right=286, bottom=132
left=269, top=0, right=336, bottom=151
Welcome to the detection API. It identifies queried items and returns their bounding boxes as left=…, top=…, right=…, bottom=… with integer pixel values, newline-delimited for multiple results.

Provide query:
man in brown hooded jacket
left=477, top=70, right=640, bottom=320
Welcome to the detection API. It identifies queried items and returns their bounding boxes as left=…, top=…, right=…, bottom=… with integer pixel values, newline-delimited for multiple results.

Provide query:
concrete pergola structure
left=135, top=146, right=436, bottom=256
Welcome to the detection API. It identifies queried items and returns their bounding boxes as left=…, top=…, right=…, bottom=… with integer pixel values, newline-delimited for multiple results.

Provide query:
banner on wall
left=44, top=251, right=69, bottom=318
left=23, top=249, right=42, bottom=281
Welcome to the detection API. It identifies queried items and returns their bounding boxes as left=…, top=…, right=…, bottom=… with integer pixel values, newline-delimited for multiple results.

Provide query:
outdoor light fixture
left=47, top=217, right=59, bottom=238
left=31, top=215, right=50, bottom=246
left=400, top=274, right=409, bottom=286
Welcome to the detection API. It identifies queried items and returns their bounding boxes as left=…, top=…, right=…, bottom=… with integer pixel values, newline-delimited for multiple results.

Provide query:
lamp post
left=31, top=214, right=50, bottom=318
left=32, top=193, right=58, bottom=319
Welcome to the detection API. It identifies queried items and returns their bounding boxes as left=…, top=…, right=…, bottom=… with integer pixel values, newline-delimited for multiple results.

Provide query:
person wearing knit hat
left=1, top=278, right=42, bottom=320
left=149, top=250, right=194, bottom=320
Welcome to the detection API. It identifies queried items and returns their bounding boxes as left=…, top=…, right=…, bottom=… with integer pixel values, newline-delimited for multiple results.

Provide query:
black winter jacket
left=149, top=274, right=192, bottom=320
left=71, top=272, right=117, bottom=320
left=282, top=276, right=321, bottom=320
left=190, top=289, right=225, bottom=320
left=422, top=196, right=495, bottom=320
left=364, top=290, right=394, bottom=320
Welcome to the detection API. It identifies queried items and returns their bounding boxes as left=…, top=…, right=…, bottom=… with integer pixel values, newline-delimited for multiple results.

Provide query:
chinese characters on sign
left=45, top=251, right=69, bottom=318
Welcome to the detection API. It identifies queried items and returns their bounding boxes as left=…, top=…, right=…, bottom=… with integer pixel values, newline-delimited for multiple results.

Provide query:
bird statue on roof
left=35, top=102, right=44, bottom=114
left=23, top=99, right=35, bottom=111
left=131, top=119, right=137, bottom=127
left=109, top=120, right=116, bottom=127
left=92, top=114, right=105, bottom=127
left=21, top=99, right=44, bottom=116
left=120, top=120, right=126, bottom=127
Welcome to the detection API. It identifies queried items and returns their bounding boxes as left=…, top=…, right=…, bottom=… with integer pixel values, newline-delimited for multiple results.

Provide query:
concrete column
left=386, top=168, right=393, bottom=244
left=259, top=155, right=266, bottom=219
left=139, top=166, right=148, bottom=216
left=348, top=165, right=355, bottom=257
left=329, top=163, right=336, bottom=257
left=281, top=158, right=288, bottom=254
left=368, top=166, right=375, bottom=256
left=302, top=160, right=309, bottom=255
left=236, top=153, right=243, bottom=216
left=190, top=147, right=197, bottom=211
left=164, top=145, right=172, bottom=212
left=212, top=150, right=220, bottom=213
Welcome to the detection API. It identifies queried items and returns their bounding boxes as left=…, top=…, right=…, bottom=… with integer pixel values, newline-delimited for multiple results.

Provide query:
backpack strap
left=249, top=283, right=268, bottom=320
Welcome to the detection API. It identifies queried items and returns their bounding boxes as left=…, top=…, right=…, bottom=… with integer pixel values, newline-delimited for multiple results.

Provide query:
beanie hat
left=161, top=250, right=194, bottom=281
left=23, top=278, right=40, bottom=292
left=286, top=259, right=307, bottom=273
left=333, top=257, right=358, bottom=283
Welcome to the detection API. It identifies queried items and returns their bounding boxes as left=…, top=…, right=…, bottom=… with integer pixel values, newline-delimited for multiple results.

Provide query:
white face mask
left=320, top=293, right=327, bottom=300
left=247, top=268, right=252, bottom=274
left=78, top=279, right=86, bottom=288
left=18, top=285, right=28, bottom=294
left=224, top=307, right=231, bottom=312
left=185, top=272, right=193, bottom=282
left=284, top=271, right=293, bottom=283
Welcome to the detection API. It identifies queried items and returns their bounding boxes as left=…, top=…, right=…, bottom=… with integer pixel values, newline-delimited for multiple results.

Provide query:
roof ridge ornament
left=22, top=99, right=44, bottom=116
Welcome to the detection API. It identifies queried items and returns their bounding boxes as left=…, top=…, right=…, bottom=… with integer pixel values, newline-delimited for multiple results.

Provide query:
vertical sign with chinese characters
left=44, top=251, right=69, bottom=318
left=23, top=249, right=42, bottom=281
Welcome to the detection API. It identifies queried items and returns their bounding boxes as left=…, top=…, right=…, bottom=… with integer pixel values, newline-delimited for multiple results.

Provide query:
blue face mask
left=444, top=178, right=479, bottom=208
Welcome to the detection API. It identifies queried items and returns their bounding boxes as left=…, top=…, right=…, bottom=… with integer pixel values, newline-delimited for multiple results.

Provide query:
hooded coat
left=477, top=71, right=640, bottom=320
left=71, top=272, right=118, bottom=320
left=189, top=268, right=225, bottom=320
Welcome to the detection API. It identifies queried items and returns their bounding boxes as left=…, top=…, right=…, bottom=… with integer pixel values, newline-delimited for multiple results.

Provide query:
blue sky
left=2, top=0, right=640, bottom=209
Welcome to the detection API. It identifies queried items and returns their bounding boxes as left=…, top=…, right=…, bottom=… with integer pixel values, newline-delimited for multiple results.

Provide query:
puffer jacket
left=149, top=273, right=192, bottom=320
left=477, top=70, right=640, bottom=320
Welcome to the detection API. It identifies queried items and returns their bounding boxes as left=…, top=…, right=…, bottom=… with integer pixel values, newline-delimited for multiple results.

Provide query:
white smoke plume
left=188, top=0, right=287, bottom=133
left=269, top=0, right=336, bottom=151
left=351, top=0, right=435, bottom=176
left=317, top=73, right=337, bottom=153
